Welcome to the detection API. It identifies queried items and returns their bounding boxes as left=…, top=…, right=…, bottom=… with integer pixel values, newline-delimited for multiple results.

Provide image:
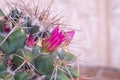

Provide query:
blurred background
left=0, top=0, right=120, bottom=79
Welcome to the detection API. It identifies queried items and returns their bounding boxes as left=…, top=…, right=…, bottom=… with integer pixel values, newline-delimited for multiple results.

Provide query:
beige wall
left=0, top=0, right=120, bottom=69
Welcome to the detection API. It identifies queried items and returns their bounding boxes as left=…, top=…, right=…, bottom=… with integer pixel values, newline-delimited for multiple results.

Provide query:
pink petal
left=48, top=33, right=64, bottom=52
left=64, top=31, right=75, bottom=44
left=42, top=26, right=64, bottom=52
left=51, top=26, right=59, bottom=35
left=48, top=39, right=62, bottom=52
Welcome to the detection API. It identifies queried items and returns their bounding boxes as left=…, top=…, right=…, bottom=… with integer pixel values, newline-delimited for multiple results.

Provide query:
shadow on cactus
left=0, top=0, right=79, bottom=80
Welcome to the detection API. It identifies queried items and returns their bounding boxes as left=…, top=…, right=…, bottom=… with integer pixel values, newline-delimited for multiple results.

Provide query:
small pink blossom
left=25, top=35, right=35, bottom=48
left=42, top=27, right=64, bottom=52
left=3, top=21, right=11, bottom=33
left=64, top=31, right=75, bottom=45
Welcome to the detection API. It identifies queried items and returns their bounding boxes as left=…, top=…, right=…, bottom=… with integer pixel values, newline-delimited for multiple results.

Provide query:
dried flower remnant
left=25, top=35, right=35, bottom=48
left=3, top=21, right=11, bottom=33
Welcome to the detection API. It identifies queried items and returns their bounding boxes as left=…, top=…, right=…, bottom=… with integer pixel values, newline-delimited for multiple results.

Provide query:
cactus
left=0, top=1, right=79, bottom=80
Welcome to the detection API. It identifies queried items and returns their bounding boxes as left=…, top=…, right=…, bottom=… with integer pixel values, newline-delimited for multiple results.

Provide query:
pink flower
left=64, top=31, right=75, bottom=45
left=42, top=27, right=64, bottom=52
left=3, top=21, right=11, bottom=33
left=25, top=35, right=35, bottom=48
